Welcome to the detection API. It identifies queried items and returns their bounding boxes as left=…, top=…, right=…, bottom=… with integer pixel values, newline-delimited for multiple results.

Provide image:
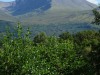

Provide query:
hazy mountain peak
left=0, top=0, right=97, bottom=16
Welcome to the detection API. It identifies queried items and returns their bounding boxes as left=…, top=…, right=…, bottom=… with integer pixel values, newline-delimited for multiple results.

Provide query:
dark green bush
left=33, top=32, right=47, bottom=44
left=59, top=32, right=73, bottom=41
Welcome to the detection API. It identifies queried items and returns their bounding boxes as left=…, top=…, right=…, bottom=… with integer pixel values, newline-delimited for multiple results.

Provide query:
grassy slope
left=0, top=9, right=100, bottom=36
left=15, top=10, right=94, bottom=24
left=0, top=10, right=17, bottom=22
left=13, top=10, right=100, bottom=36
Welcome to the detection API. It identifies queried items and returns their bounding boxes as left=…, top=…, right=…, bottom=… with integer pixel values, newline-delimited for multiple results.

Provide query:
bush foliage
left=0, top=25, right=100, bottom=75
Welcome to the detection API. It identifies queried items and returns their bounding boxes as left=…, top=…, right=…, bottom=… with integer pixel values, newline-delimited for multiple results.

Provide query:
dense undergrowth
left=0, top=25, right=100, bottom=75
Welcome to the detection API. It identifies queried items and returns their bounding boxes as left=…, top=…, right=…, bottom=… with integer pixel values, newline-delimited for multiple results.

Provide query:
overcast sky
left=0, top=0, right=14, bottom=2
left=0, top=0, right=100, bottom=5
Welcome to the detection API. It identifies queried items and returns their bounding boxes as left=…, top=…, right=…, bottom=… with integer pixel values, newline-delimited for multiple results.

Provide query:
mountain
left=5, top=0, right=96, bottom=25
left=0, top=10, right=17, bottom=22
left=51, top=0, right=96, bottom=10
left=0, top=1, right=14, bottom=11
left=0, top=1, right=17, bottom=22
left=11, top=0, right=51, bottom=15
left=0, top=0, right=99, bottom=35
left=11, top=0, right=97, bottom=16
left=0, top=1, right=10, bottom=10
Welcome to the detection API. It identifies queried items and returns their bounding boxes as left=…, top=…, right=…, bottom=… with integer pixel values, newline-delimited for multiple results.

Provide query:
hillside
left=0, top=10, right=17, bottom=22
left=0, top=1, right=16, bottom=22
left=51, top=0, right=96, bottom=10
left=0, top=0, right=99, bottom=35
left=7, top=0, right=96, bottom=25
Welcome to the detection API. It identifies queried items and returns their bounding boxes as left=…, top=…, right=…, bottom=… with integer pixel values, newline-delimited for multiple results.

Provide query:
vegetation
left=92, top=8, right=100, bottom=25
left=0, top=6, right=100, bottom=75
left=0, top=24, right=100, bottom=75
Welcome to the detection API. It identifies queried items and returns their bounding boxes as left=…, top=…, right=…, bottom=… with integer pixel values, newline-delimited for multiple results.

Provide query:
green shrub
left=33, top=32, right=47, bottom=44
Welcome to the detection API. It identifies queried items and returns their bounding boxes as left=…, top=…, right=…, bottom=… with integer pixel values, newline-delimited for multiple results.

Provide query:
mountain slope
left=11, top=0, right=97, bottom=16
left=51, top=0, right=96, bottom=10
left=0, top=1, right=10, bottom=10
left=0, top=1, right=17, bottom=22
left=0, top=1, right=14, bottom=11
left=0, top=10, right=17, bottom=22
left=11, top=0, right=51, bottom=15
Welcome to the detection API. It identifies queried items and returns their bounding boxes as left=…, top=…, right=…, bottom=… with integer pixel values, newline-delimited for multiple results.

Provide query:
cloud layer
left=87, top=0, right=98, bottom=4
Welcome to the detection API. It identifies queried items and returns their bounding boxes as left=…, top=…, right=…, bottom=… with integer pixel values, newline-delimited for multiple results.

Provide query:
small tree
left=33, top=32, right=47, bottom=44
left=92, top=8, right=100, bottom=25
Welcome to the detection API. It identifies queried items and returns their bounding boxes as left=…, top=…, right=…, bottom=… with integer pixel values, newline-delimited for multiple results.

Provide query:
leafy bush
left=0, top=25, right=99, bottom=75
